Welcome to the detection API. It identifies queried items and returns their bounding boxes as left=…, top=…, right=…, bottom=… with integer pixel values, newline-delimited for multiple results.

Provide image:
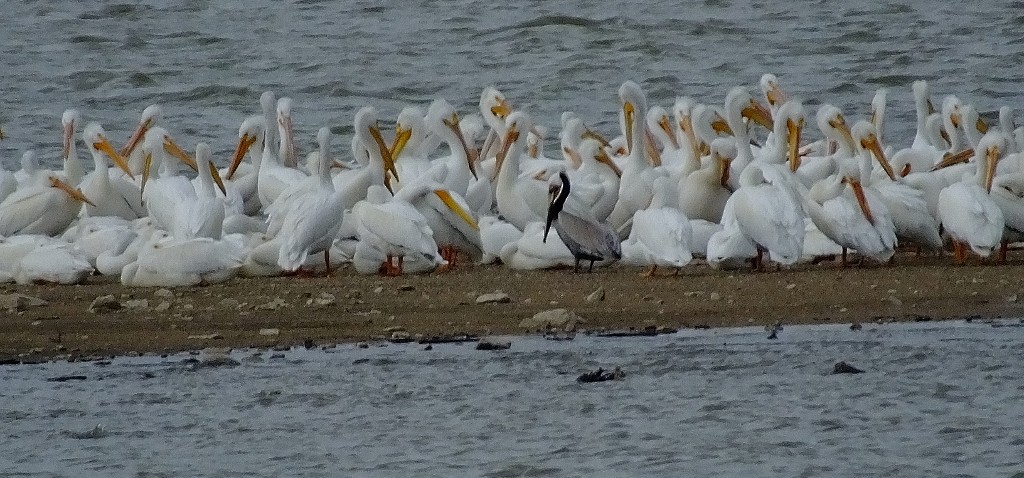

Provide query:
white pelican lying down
left=121, top=231, right=244, bottom=287
left=621, top=176, right=692, bottom=274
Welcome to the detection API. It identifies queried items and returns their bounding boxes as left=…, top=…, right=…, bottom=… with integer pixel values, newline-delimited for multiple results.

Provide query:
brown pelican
left=543, top=171, right=621, bottom=273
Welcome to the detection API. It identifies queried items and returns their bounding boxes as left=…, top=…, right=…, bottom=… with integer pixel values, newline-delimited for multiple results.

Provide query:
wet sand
left=2, top=256, right=1023, bottom=362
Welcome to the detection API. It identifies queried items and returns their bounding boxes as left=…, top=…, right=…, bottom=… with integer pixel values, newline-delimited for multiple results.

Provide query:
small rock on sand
left=0, top=293, right=47, bottom=312
left=123, top=299, right=149, bottom=310
left=187, top=333, right=223, bottom=340
left=476, top=292, right=511, bottom=304
left=519, top=309, right=586, bottom=330
left=88, top=295, right=121, bottom=313
left=153, top=288, right=174, bottom=299
left=257, top=298, right=288, bottom=311
left=306, top=292, right=336, bottom=307
left=220, top=298, right=240, bottom=309
left=154, top=301, right=171, bottom=312
left=258, top=328, right=280, bottom=336
left=585, top=287, right=605, bottom=302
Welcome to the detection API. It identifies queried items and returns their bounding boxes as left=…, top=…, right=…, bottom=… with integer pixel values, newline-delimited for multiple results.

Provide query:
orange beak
left=50, top=176, right=96, bottom=207
left=843, top=176, right=874, bottom=225
left=742, top=99, right=774, bottom=129
left=163, top=136, right=197, bottom=171
left=228, top=132, right=258, bottom=180
left=119, top=117, right=153, bottom=158
left=444, top=112, right=478, bottom=179
left=861, top=133, right=896, bottom=181
left=93, top=135, right=135, bottom=180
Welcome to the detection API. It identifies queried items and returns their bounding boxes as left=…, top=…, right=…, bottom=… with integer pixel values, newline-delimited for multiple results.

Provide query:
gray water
left=2, top=0, right=1023, bottom=167
left=3, top=320, right=1024, bottom=476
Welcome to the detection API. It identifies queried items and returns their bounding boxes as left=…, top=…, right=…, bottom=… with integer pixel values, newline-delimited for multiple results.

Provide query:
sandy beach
left=2, top=254, right=1023, bottom=363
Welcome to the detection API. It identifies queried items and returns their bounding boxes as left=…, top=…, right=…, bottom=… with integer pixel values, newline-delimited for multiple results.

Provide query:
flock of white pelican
left=0, top=75, right=1021, bottom=286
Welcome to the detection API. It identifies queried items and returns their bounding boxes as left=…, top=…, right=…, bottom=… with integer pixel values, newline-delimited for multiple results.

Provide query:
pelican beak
left=209, top=160, right=227, bottom=196
left=0, top=127, right=5, bottom=141
left=163, top=136, right=198, bottom=171
left=369, top=123, right=399, bottom=191
left=950, top=112, right=962, bottom=129
left=939, top=127, right=952, bottom=148
left=281, top=114, right=296, bottom=167
left=141, top=152, right=153, bottom=197
left=490, top=98, right=511, bottom=119
left=390, top=124, right=412, bottom=160
left=645, top=130, right=662, bottom=166
left=716, top=153, right=732, bottom=190
left=563, top=146, right=583, bottom=169
left=443, top=112, right=478, bottom=179
left=710, top=112, right=733, bottom=136
left=331, top=160, right=349, bottom=169
left=680, top=115, right=701, bottom=159
left=977, top=116, right=989, bottom=134
left=786, top=117, right=803, bottom=172
left=434, top=189, right=478, bottom=230
left=932, top=148, right=975, bottom=171
left=528, top=141, right=538, bottom=158
left=494, top=127, right=520, bottom=181
left=985, top=145, right=999, bottom=193
left=766, top=83, right=787, bottom=107
left=582, top=128, right=613, bottom=149
left=119, top=117, right=153, bottom=158
left=50, top=176, right=96, bottom=207
left=658, top=115, right=679, bottom=149
left=63, top=121, right=74, bottom=161
left=927, top=98, right=936, bottom=115
left=93, top=134, right=135, bottom=180
left=595, top=148, right=623, bottom=177
left=227, top=132, right=258, bottom=180
left=843, top=176, right=875, bottom=225
left=900, top=163, right=912, bottom=177
left=861, top=133, right=896, bottom=181
left=623, top=101, right=635, bottom=153
left=830, top=115, right=855, bottom=151
left=742, top=99, right=774, bottom=129
left=869, top=109, right=877, bottom=127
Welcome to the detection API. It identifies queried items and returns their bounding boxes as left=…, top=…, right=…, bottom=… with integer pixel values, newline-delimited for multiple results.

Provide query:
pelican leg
left=324, top=249, right=332, bottom=276
left=753, top=248, right=763, bottom=271
left=952, top=241, right=965, bottom=265
left=397, top=255, right=404, bottom=275
left=381, top=254, right=402, bottom=277
left=999, top=240, right=1008, bottom=264
left=841, top=247, right=848, bottom=267
left=573, top=258, right=581, bottom=274
left=588, top=260, right=596, bottom=273
left=641, top=265, right=658, bottom=277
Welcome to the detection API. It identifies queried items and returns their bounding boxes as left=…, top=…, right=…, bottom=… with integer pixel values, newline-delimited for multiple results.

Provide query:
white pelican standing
left=79, top=123, right=145, bottom=219
left=332, top=107, right=399, bottom=211
left=937, top=132, right=1006, bottom=264
left=176, top=143, right=227, bottom=240
left=273, top=127, right=345, bottom=273
left=257, top=94, right=306, bottom=209
left=621, top=176, right=692, bottom=275
left=607, top=81, right=662, bottom=236
left=139, top=127, right=197, bottom=233
left=352, top=185, right=444, bottom=276
left=678, top=137, right=734, bottom=223
left=120, top=104, right=161, bottom=175
left=225, top=115, right=266, bottom=216
left=494, top=111, right=548, bottom=231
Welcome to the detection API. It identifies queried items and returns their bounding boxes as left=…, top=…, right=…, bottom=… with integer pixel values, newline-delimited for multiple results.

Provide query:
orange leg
left=640, top=265, right=658, bottom=277
left=952, top=241, right=965, bottom=265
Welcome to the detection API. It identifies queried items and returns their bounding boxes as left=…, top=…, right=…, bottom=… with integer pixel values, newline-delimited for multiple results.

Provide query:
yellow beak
left=119, top=118, right=152, bottom=158
left=623, top=101, right=635, bottom=153
left=444, top=112, right=478, bottom=179
left=390, top=124, right=413, bottom=160
left=434, top=189, right=478, bottom=230
left=93, top=135, right=135, bottom=180
left=985, top=145, right=999, bottom=193
left=843, top=176, right=875, bottom=225
left=369, top=124, right=398, bottom=191
left=227, top=132, right=258, bottom=180
left=861, top=133, right=896, bottom=181
left=163, top=136, right=198, bottom=171
left=50, top=176, right=96, bottom=207
left=786, top=117, right=803, bottom=172
left=141, top=152, right=153, bottom=197
left=490, top=98, right=511, bottom=119
left=494, top=127, right=520, bottom=181
left=658, top=116, right=679, bottom=149
left=209, top=160, right=227, bottom=196
left=742, top=100, right=774, bottom=129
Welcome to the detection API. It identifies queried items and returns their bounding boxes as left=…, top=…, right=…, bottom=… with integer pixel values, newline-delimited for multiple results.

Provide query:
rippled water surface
left=2, top=0, right=1023, bottom=165
left=3, top=321, right=1024, bottom=476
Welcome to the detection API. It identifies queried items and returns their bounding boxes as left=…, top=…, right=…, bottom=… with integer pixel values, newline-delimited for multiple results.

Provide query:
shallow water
left=2, top=0, right=1023, bottom=167
left=3, top=320, right=1024, bottom=476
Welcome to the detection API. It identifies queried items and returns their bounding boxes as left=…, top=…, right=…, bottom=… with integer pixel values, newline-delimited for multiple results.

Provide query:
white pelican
left=12, top=241, right=92, bottom=285
left=793, top=104, right=856, bottom=188
left=479, top=215, right=522, bottom=264
left=389, top=106, right=432, bottom=190
left=61, top=109, right=86, bottom=186
left=395, top=180, right=480, bottom=268
left=911, top=80, right=936, bottom=150
left=607, top=80, right=662, bottom=235
left=225, top=115, right=267, bottom=216
left=853, top=121, right=942, bottom=252
left=477, top=86, right=512, bottom=164
left=122, top=231, right=244, bottom=286
left=140, top=126, right=198, bottom=233
left=423, top=99, right=479, bottom=200
left=870, top=88, right=887, bottom=145
left=494, top=111, right=548, bottom=231
left=670, top=97, right=702, bottom=178
left=646, top=106, right=687, bottom=171
left=273, top=127, right=345, bottom=273
left=79, top=123, right=145, bottom=219
left=567, top=138, right=620, bottom=223
left=175, top=143, right=227, bottom=240
left=937, top=132, right=1006, bottom=264
left=351, top=185, right=444, bottom=276
left=120, top=104, right=161, bottom=174
left=543, top=171, right=621, bottom=273
left=759, top=73, right=788, bottom=118
left=621, top=176, right=692, bottom=275
left=806, top=171, right=897, bottom=265
left=706, top=205, right=758, bottom=270
left=333, top=107, right=399, bottom=212
left=0, top=173, right=94, bottom=237
left=257, top=94, right=306, bottom=209
left=678, top=137, right=734, bottom=223
left=14, top=151, right=41, bottom=187
left=723, top=86, right=774, bottom=189
left=499, top=221, right=574, bottom=270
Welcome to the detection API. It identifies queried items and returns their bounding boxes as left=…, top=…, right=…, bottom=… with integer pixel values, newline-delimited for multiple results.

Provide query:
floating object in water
left=832, top=361, right=865, bottom=374
left=577, top=366, right=626, bottom=383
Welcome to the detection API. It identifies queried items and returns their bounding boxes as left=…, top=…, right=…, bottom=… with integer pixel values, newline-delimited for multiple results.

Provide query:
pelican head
left=480, top=86, right=511, bottom=128
left=618, top=80, right=647, bottom=153
left=646, top=105, right=679, bottom=150
left=196, top=142, right=227, bottom=195
left=84, top=122, right=133, bottom=179
left=227, top=115, right=265, bottom=179
left=276, top=97, right=297, bottom=166
left=774, top=100, right=804, bottom=172
left=710, top=137, right=737, bottom=188
left=494, top=111, right=531, bottom=178
left=121, top=104, right=162, bottom=157
left=852, top=120, right=896, bottom=181
left=725, top=86, right=773, bottom=135
left=977, top=132, right=1005, bottom=192
left=62, top=109, right=81, bottom=160
left=355, top=106, right=398, bottom=191
left=543, top=171, right=570, bottom=243
left=759, top=73, right=787, bottom=110
left=870, top=88, right=887, bottom=127
left=427, top=99, right=477, bottom=177
left=816, top=104, right=854, bottom=152
left=912, top=80, right=935, bottom=116
left=392, top=106, right=425, bottom=160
